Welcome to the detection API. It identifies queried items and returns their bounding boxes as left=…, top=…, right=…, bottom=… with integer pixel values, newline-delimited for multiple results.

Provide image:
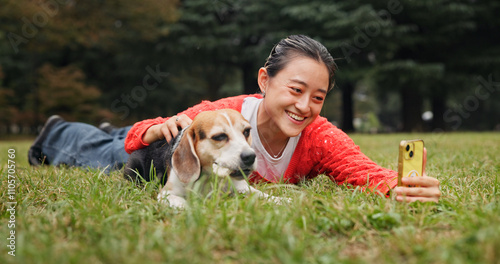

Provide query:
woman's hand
left=142, top=114, right=192, bottom=144
left=393, top=148, right=441, bottom=203
left=393, top=175, right=441, bottom=203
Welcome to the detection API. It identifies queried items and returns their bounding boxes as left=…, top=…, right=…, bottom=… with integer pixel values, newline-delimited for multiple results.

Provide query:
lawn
left=1, top=132, right=499, bottom=264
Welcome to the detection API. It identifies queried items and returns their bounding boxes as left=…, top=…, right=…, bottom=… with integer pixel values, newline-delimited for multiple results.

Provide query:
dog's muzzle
left=229, top=150, right=256, bottom=179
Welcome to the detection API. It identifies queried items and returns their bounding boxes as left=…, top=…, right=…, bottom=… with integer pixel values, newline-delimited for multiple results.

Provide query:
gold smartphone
left=397, top=139, right=424, bottom=187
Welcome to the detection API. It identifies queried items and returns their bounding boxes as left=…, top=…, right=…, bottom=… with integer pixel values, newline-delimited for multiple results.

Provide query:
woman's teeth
left=287, top=111, right=305, bottom=121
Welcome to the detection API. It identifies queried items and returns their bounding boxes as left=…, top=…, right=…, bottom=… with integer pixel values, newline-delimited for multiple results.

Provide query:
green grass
left=1, top=132, right=499, bottom=264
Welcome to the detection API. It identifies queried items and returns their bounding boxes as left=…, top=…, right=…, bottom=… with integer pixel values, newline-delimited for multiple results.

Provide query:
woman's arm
left=307, top=119, right=441, bottom=202
left=142, top=114, right=192, bottom=144
left=124, top=116, right=168, bottom=154
left=125, top=114, right=196, bottom=154
left=306, top=119, right=399, bottom=194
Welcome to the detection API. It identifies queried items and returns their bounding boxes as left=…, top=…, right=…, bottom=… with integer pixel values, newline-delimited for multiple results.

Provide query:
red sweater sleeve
left=282, top=117, right=398, bottom=195
left=124, top=94, right=262, bottom=153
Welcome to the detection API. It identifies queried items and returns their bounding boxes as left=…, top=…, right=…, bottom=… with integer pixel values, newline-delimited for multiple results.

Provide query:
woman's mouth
left=286, top=110, right=306, bottom=122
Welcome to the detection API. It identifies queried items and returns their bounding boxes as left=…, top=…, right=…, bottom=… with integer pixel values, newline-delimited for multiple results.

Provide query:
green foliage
left=36, top=63, right=104, bottom=122
left=0, top=132, right=499, bottom=263
left=0, top=0, right=178, bottom=51
left=366, top=0, right=500, bottom=131
left=0, top=0, right=179, bottom=129
left=0, top=0, right=498, bottom=133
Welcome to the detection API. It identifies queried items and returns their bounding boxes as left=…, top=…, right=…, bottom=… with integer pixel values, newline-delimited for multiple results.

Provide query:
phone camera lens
left=409, top=151, right=414, bottom=158
left=406, top=145, right=410, bottom=151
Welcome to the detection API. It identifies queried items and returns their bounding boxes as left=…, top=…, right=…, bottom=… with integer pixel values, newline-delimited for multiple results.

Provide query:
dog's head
left=171, top=109, right=256, bottom=184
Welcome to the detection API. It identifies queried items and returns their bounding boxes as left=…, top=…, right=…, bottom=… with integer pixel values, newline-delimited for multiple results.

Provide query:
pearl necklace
left=258, top=131, right=289, bottom=159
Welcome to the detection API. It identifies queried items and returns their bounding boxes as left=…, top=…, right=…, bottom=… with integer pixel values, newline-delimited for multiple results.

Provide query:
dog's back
left=124, top=130, right=183, bottom=184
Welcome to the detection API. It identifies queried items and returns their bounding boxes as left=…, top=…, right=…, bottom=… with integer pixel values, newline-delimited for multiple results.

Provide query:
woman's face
left=258, top=56, right=330, bottom=138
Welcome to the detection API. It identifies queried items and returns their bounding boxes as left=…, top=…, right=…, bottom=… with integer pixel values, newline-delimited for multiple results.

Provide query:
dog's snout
left=240, top=151, right=256, bottom=167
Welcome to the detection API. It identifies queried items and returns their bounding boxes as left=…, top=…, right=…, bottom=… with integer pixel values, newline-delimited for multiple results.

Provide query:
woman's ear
left=257, top=67, right=269, bottom=94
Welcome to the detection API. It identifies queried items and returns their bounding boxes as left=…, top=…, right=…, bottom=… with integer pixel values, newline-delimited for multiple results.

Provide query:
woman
left=29, top=35, right=440, bottom=203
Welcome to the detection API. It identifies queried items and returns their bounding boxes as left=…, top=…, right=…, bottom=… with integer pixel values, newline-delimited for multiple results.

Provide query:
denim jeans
left=42, top=120, right=132, bottom=172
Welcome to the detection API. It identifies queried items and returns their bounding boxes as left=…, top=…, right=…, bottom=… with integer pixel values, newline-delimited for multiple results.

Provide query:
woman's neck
left=257, top=102, right=290, bottom=157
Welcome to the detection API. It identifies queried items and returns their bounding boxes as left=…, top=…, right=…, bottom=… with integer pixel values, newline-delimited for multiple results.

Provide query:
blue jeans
left=42, top=121, right=132, bottom=172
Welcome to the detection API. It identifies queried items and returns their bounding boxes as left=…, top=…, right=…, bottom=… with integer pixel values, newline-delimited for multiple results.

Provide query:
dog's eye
left=243, top=128, right=251, bottom=138
left=211, top=133, right=228, bottom=142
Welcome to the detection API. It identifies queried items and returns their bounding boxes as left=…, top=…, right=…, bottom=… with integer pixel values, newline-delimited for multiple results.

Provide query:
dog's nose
left=240, top=151, right=256, bottom=166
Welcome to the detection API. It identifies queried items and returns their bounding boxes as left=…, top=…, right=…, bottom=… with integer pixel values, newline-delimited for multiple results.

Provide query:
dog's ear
left=172, top=128, right=201, bottom=184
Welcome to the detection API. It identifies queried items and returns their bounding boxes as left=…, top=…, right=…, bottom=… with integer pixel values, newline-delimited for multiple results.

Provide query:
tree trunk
left=401, top=87, right=424, bottom=132
left=431, top=95, right=447, bottom=131
left=205, top=66, right=224, bottom=101
left=242, top=62, right=259, bottom=94
left=206, top=77, right=221, bottom=101
left=341, top=82, right=355, bottom=132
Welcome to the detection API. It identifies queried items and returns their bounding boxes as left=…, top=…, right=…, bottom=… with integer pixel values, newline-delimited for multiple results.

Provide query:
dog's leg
left=157, top=174, right=188, bottom=209
left=230, top=179, right=291, bottom=205
left=157, top=188, right=188, bottom=209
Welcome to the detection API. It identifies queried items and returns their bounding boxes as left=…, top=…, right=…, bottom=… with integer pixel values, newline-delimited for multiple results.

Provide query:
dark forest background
left=1, top=0, right=499, bottom=136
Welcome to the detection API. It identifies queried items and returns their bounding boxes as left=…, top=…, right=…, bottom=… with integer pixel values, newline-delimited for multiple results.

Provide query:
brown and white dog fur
left=124, top=109, right=287, bottom=208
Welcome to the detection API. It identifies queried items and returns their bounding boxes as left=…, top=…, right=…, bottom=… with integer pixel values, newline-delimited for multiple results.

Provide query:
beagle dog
left=124, top=109, right=286, bottom=208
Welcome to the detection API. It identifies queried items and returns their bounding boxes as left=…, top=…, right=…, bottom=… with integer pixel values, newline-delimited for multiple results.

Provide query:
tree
left=37, top=63, right=103, bottom=121
left=367, top=0, right=478, bottom=131
left=0, top=65, right=17, bottom=133
left=0, top=0, right=179, bottom=129
left=1, top=0, right=499, bottom=135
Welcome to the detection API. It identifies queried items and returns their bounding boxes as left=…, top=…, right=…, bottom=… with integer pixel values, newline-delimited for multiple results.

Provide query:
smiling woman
left=28, top=35, right=441, bottom=203
left=256, top=57, right=329, bottom=145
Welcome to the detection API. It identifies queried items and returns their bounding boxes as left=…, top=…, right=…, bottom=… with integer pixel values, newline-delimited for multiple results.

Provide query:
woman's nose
left=295, top=96, right=310, bottom=113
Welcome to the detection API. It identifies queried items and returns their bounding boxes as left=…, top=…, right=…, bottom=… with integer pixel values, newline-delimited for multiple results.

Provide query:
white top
left=240, top=97, right=301, bottom=182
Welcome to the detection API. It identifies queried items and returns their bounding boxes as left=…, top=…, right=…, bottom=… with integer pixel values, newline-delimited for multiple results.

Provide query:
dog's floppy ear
left=172, top=128, right=201, bottom=184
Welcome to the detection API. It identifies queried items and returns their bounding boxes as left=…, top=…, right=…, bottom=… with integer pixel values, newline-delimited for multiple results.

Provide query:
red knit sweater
left=124, top=94, right=398, bottom=195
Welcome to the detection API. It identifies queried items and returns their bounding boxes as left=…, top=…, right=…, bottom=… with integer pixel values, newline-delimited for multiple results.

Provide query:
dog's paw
left=157, top=191, right=187, bottom=209
left=268, top=196, right=292, bottom=205
left=168, top=199, right=187, bottom=209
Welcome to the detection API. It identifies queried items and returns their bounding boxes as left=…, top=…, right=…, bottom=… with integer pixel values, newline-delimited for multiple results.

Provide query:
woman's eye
left=211, top=133, right=228, bottom=141
left=290, top=87, right=301, bottom=93
left=314, top=96, right=325, bottom=102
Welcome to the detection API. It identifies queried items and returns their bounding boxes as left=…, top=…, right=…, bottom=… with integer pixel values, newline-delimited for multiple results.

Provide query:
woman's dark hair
left=264, top=35, right=337, bottom=91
